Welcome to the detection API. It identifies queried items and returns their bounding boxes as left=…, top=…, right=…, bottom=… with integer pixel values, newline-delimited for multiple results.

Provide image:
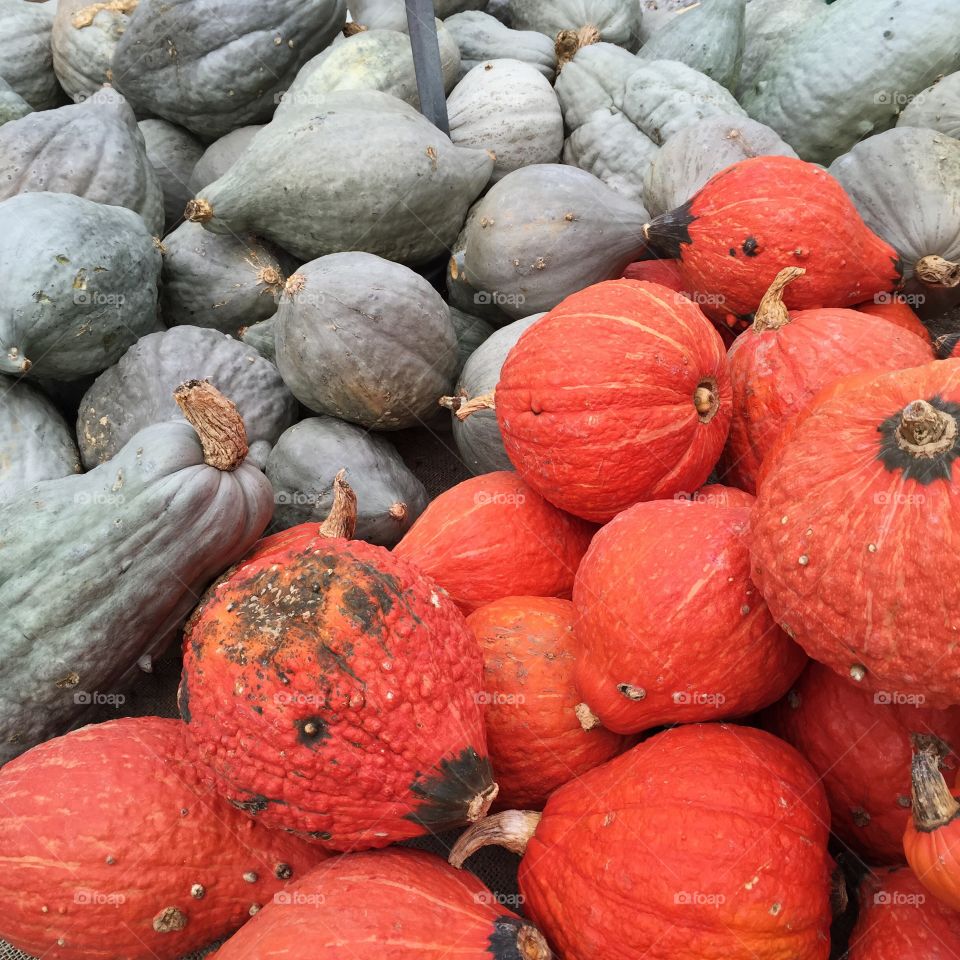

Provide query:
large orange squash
left=466, top=596, right=628, bottom=809
left=450, top=723, right=833, bottom=960
left=180, top=477, right=496, bottom=850
left=751, top=360, right=960, bottom=707
left=492, top=279, right=731, bottom=522
left=723, top=268, right=933, bottom=493
left=394, top=471, right=594, bottom=613
left=573, top=486, right=805, bottom=735
left=855, top=296, right=930, bottom=341
left=763, top=661, right=960, bottom=864
left=643, top=155, right=902, bottom=321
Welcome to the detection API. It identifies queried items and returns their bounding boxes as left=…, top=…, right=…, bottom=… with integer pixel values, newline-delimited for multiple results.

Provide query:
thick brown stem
left=173, top=380, right=248, bottom=471
left=515, top=925, right=552, bottom=960
left=454, top=390, right=496, bottom=422
left=694, top=378, right=720, bottom=423
left=555, top=25, right=601, bottom=67
left=438, top=395, right=464, bottom=412
left=915, top=255, right=960, bottom=288
left=343, top=20, right=367, bottom=35
left=574, top=702, right=602, bottom=731
left=752, top=267, right=806, bottom=331
left=467, top=783, right=500, bottom=823
left=910, top=734, right=960, bottom=831
left=449, top=810, right=542, bottom=868
left=388, top=502, right=407, bottom=522
left=71, top=0, right=138, bottom=28
left=0, top=348, right=31, bottom=375
left=896, top=400, right=957, bottom=458
left=184, top=198, right=213, bottom=224
left=319, top=470, right=357, bottom=540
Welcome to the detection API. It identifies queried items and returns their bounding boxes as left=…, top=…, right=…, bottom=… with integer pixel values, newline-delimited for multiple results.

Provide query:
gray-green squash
left=462, top=163, right=649, bottom=319
left=0, top=381, right=274, bottom=762
left=562, top=107, right=658, bottom=203
left=447, top=59, right=563, bottom=182
left=618, top=59, right=747, bottom=146
left=447, top=203, right=513, bottom=326
left=450, top=307, right=495, bottom=380
left=76, top=325, right=297, bottom=470
left=505, top=0, right=639, bottom=50
left=741, top=0, right=960, bottom=165
left=828, top=127, right=960, bottom=287
left=444, top=11, right=556, bottom=81
left=0, top=0, right=62, bottom=109
left=636, top=0, right=745, bottom=92
left=0, top=374, right=81, bottom=502
left=275, top=22, right=461, bottom=117
left=240, top=315, right=277, bottom=364
left=266, top=416, right=428, bottom=545
left=0, top=192, right=161, bottom=380
left=160, top=221, right=289, bottom=334
left=112, top=0, right=347, bottom=139
left=0, top=77, right=31, bottom=125
left=349, top=0, right=485, bottom=31
left=643, top=114, right=797, bottom=217
left=0, top=87, right=164, bottom=235
left=897, top=71, right=960, bottom=140
left=138, top=119, right=204, bottom=233
left=553, top=41, right=638, bottom=132
left=635, top=0, right=698, bottom=44
left=444, top=312, right=545, bottom=475
left=187, top=125, right=263, bottom=195
left=275, top=252, right=457, bottom=429
left=736, top=0, right=825, bottom=100
left=51, top=0, right=134, bottom=102
left=187, top=90, right=493, bottom=265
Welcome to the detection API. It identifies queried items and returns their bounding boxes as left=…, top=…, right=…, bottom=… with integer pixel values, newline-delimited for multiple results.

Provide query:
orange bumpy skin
left=520, top=724, right=832, bottom=960
left=213, top=848, right=549, bottom=959
left=394, top=472, right=595, bottom=614
left=0, top=718, right=326, bottom=960
left=751, top=359, right=960, bottom=707
left=180, top=529, right=493, bottom=849
left=763, top=661, right=960, bottom=864
left=848, top=868, right=960, bottom=960
left=573, top=488, right=806, bottom=734
left=466, top=596, right=628, bottom=809
left=495, top=280, right=731, bottom=523
left=855, top=299, right=930, bottom=341
left=647, top=156, right=902, bottom=320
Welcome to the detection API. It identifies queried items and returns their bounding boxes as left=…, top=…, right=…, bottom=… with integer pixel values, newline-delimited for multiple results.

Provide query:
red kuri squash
left=491, top=279, right=731, bottom=522
left=848, top=867, right=960, bottom=960
left=751, top=360, right=960, bottom=707
left=450, top=723, right=833, bottom=960
left=621, top=258, right=685, bottom=288
left=762, top=661, right=960, bottom=864
left=573, top=486, right=805, bottom=734
left=212, top=848, right=552, bottom=960
left=0, top=718, right=327, bottom=960
left=180, top=477, right=496, bottom=850
left=394, top=471, right=594, bottom=613
left=856, top=296, right=930, bottom=341
left=644, top=156, right=903, bottom=321
left=722, top=267, right=933, bottom=493
left=466, top=595, right=628, bottom=809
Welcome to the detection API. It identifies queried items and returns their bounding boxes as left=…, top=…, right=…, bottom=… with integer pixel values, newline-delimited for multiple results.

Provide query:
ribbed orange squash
left=573, top=486, right=805, bottom=734
left=394, top=472, right=595, bottom=613
left=493, top=279, right=731, bottom=522
left=466, top=596, right=628, bottom=809
left=722, top=268, right=933, bottom=493
left=621, top=258, right=685, bottom=288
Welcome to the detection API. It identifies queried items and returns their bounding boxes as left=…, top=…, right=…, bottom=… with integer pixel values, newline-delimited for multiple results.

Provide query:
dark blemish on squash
left=54, top=254, right=70, bottom=264
left=178, top=676, right=191, bottom=723
left=489, top=916, right=531, bottom=959
left=55, top=672, right=80, bottom=688
left=728, top=248, right=737, bottom=257
left=742, top=237, right=759, bottom=257
left=152, top=907, right=188, bottom=933
left=883, top=29, right=893, bottom=38
left=643, top=200, right=695, bottom=259
left=275, top=863, right=293, bottom=880
left=318, top=641, right=361, bottom=682
left=308, top=831, right=333, bottom=841
left=296, top=716, right=330, bottom=748
left=229, top=794, right=276, bottom=815
left=33, top=290, right=52, bottom=303
left=251, top=704, right=263, bottom=715
left=341, top=584, right=382, bottom=636
left=892, top=255, right=904, bottom=280
left=406, top=747, right=494, bottom=830
left=851, top=807, right=871, bottom=827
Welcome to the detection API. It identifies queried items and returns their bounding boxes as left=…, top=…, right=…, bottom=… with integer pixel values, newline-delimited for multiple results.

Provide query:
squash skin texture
left=213, top=848, right=546, bottom=960
left=856, top=298, right=930, bottom=342
left=445, top=11, right=557, bottom=82
left=519, top=723, right=832, bottom=960
left=648, top=156, right=903, bottom=321
left=742, top=0, right=960, bottom=165
left=180, top=530, right=494, bottom=849
left=763, top=661, right=960, bottom=864
left=394, top=472, right=595, bottom=614
left=138, top=119, right=205, bottom=233
left=722, top=307, right=933, bottom=494
left=52, top=0, right=133, bottom=103
left=0, top=419, right=273, bottom=762
left=898, top=70, right=960, bottom=140
left=495, top=280, right=731, bottom=522
left=848, top=867, right=960, bottom=959
left=573, top=490, right=805, bottom=735
left=467, top=596, right=628, bottom=809
left=505, top=0, right=638, bottom=49
left=0, top=0, right=60, bottom=110
left=0, top=718, right=327, bottom=960
left=751, top=360, right=960, bottom=708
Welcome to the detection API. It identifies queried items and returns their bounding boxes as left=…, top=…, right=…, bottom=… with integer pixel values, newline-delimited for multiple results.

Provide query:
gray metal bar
left=405, top=0, right=450, bottom=135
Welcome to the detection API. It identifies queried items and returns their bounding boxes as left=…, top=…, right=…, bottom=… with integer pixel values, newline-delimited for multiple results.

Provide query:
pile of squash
left=1, top=0, right=960, bottom=957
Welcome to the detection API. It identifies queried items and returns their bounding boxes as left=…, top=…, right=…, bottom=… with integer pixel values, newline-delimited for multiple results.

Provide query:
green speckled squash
left=450, top=308, right=495, bottom=380
left=138, top=119, right=204, bottom=233
left=240, top=315, right=277, bottom=363
left=553, top=41, right=639, bottom=132
left=445, top=11, right=556, bottom=81
left=350, top=0, right=486, bottom=30
left=188, top=125, right=262, bottom=195
left=897, top=71, right=960, bottom=139
left=635, top=0, right=698, bottom=43
left=52, top=0, right=134, bottom=102
left=447, top=204, right=512, bottom=326
left=0, top=77, right=31, bottom=125
left=0, top=192, right=161, bottom=380
left=505, top=0, right=638, bottom=49
left=0, top=0, right=61, bottom=109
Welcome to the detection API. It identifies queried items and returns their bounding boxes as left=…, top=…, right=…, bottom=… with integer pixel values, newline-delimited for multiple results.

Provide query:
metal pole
left=405, top=0, right=450, bottom=135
